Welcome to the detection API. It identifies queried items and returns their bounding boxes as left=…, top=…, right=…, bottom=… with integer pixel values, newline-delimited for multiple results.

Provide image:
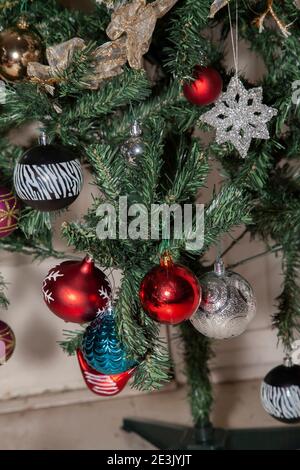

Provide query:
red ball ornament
left=77, top=349, right=136, bottom=396
left=0, top=320, right=16, bottom=365
left=139, top=254, right=201, bottom=325
left=183, top=66, right=223, bottom=106
left=42, top=255, right=111, bottom=323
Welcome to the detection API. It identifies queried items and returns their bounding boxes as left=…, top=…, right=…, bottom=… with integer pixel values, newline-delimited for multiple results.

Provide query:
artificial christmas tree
left=0, top=0, right=299, bottom=450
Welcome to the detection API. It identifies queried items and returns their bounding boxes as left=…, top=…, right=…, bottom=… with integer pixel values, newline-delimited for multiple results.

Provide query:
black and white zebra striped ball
left=13, top=144, right=83, bottom=211
left=261, top=364, right=300, bottom=424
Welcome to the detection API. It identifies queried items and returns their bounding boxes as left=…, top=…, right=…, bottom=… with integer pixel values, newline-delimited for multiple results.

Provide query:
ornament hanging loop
left=228, top=0, right=239, bottom=77
left=215, top=237, right=225, bottom=275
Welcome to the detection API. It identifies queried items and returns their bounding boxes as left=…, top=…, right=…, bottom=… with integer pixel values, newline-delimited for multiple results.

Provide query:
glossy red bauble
left=0, top=320, right=16, bottom=365
left=77, top=349, right=136, bottom=396
left=139, top=258, right=201, bottom=325
left=42, top=255, right=111, bottom=323
left=183, top=66, right=223, bottom=106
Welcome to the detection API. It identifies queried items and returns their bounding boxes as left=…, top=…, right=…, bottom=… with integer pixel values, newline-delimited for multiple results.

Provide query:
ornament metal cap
left=17, top=16, right=30, bottom=30
left=38, top=130, right=48, bottom=146
left=291, top=340, right=300, bottom=365
left=283, top=355, right=293, bottom=368
left=214, top=257, right=225, bottom=276
left=160, top=251, right=173, bottom=268
left=130, top=120, right=142, bottom=137
left=104, top=304, right=113, bottom=315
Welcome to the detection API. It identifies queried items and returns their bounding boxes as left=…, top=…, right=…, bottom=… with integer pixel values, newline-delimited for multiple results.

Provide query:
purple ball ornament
left=0, top=320, right=16, bottom=365
left=0, top=187, right=20, bottom=238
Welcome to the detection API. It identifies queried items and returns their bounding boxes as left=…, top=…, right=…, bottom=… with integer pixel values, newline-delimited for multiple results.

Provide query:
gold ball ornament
left=0, top=17, right=43, bottom=81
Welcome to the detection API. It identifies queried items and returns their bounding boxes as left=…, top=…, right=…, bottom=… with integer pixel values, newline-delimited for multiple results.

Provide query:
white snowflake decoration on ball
left=42, top=269, right=64, bottom=304
left=200, top=76, right=278, bottom=158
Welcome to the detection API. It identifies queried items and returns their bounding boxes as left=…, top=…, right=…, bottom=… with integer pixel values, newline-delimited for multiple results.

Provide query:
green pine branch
left=180, top=322, right=213, bottom=425
left=67, top=69, right=151, bottom=121
left=273, top=246, right=300, bottom=351
left=0, top=273, right=9, bottom=310
left=132, top=341, right=173, bottom=392
left=59, top=329, right=84, bottom=355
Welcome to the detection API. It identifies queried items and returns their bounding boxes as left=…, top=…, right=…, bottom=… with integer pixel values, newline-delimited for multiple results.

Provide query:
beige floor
left=0, top=380, right=286, bottom=450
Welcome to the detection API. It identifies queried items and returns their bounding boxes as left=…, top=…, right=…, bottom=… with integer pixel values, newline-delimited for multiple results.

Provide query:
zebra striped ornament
left=13, top=144, right=83, bottom=211
left=261, top=364, right=300, bottom=423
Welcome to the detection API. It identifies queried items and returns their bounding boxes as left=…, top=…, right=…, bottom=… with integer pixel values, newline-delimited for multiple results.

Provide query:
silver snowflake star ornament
left=200, top=76, right=278, bottom=158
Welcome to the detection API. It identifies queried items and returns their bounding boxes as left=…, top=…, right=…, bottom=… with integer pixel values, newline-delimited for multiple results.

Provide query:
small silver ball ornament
left=190, top=259, right=256, bottom=339
left=120, top=120, right=144, bottom=166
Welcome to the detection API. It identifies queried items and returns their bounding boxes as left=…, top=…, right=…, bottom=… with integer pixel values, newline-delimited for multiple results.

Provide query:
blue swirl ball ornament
left=82, top=309, right=137, bottom=375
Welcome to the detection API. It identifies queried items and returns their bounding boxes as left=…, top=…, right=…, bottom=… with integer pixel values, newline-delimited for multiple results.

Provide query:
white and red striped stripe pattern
left=77, top=350, right=136, bottom=397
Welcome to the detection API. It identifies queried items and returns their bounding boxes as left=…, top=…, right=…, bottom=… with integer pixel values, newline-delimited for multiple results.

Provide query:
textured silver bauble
left=190, top=259, right=256, bottom=339
left=120, top=120, right=144, bottom=166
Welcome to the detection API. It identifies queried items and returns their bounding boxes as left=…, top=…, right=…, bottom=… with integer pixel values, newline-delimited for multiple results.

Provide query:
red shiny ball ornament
left=139, top=256, right=201, bottom=325
left=77, top=349, right=136, bottom=397
left=0, top=320, right=16, bottom=365
left=183, top=66, right=223, bottom=106
left=42, top=255, right=111, bottom=323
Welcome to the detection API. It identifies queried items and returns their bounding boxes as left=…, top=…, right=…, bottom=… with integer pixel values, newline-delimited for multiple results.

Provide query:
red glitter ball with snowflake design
left=42, top=255, right=111, bottom=323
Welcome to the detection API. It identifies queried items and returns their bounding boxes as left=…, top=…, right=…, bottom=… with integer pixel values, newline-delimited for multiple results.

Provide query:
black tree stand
left=122, top=418, right=300, bottom=450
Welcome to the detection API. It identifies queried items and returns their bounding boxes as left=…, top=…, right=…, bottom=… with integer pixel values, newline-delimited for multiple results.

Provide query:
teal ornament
left=82, top=308, right=137, bottom=375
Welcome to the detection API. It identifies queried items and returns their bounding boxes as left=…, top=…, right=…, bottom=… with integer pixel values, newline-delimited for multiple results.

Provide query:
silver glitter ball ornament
left=190, top=259, right=256, bottom=339
left=120, top=120, right=144, bottom=166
